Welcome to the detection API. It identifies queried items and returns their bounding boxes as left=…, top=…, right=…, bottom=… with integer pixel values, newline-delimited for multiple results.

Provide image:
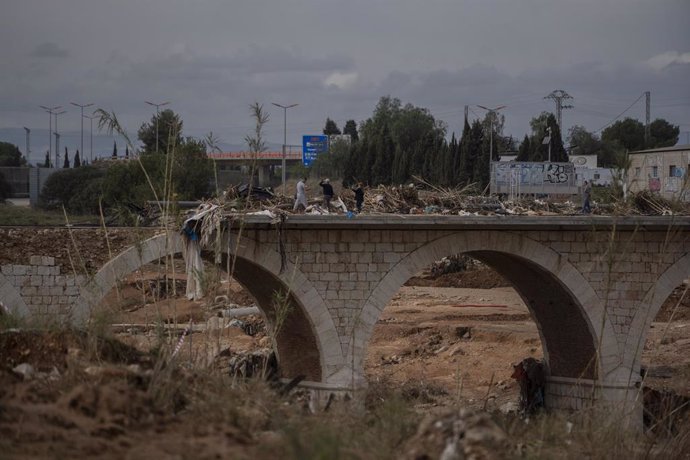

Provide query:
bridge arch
left=74, top=232, right=344, bottom=384
left=0, top=272, right=29, bottom=318
left=353, top=230, right=619, bottom=382
left=625, top=252, right=690, bottom=375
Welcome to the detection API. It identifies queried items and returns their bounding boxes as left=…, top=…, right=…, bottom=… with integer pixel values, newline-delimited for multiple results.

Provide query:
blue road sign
left=302, top=135, right=328, bottom=166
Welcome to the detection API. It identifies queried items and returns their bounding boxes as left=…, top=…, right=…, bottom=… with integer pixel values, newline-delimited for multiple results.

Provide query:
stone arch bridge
left=5, top=216, right=689, bottom=417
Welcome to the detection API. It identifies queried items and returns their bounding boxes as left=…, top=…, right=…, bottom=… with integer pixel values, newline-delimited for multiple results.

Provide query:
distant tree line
left=317, top=97, right=679, bottom=190
left=10, top=96, right=682, bottom=212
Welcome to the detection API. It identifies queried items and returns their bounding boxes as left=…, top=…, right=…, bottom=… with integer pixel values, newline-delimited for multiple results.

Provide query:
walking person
left=293, top=177, right=308, bottom=213
left=353, top=182, right=364, bottom=213
left=581, top=180, right=592, bottom=214
left=318, top=178, right=334, bottom=211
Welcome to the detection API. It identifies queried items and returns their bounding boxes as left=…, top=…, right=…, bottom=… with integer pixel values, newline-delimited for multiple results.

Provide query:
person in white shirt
left=293, top=177, right=308, bottom=213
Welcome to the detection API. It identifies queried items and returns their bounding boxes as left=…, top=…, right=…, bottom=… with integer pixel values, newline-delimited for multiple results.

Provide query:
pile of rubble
left=220, top=179, right=689, bottom=217
left=132, top=180, right=690, bottom=226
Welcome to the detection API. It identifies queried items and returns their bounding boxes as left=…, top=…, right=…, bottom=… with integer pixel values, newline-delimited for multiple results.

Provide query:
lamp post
left=53, top=110, right=67, bottom=168
left=145, top=100, right=170, bottom=154
left=546, top=126, right=552, bottom=163
left=23, top=127, right=30, bottom=165
left=271, top=102, right=298, bottom=194
left=39, top=105, right=61, bottom=167
left=477, top=105, right=506, bottom=194
left=54, top=132, right=61, bottom=167
left=71, top=102, right=93, bottom=162
left=83, top=114, right=97, bottom=163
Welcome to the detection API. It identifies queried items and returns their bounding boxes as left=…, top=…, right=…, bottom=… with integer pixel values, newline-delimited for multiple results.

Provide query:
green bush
left=39, top=143, right=214, bottom=215
left=39, top=165, right=105, bottom=213
left=0, top=171, right=11, bottom=201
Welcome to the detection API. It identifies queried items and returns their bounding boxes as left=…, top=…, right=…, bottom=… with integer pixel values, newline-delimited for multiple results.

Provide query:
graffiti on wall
left=492, top=162, right=577, bottom=195
left=545, top=164, right=570, bottom=183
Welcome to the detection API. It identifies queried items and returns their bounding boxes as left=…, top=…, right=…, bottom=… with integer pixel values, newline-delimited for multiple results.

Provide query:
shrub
left=0, top=171, right=11, bottom=201
left=39, top=165, right=105, bottom=213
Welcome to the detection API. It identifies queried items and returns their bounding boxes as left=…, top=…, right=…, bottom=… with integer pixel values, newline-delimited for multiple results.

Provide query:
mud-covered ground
left=1, top=263, right=689, bottom=458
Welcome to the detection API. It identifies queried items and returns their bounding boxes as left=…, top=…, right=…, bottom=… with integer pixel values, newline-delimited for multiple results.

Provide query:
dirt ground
left=2, top=262, right=689, bottom=458
left=0, top=227, right=157, bottom=272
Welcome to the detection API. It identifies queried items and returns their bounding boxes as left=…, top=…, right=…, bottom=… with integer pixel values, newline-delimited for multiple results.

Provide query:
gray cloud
left=1, top=0, right=689, bottom=153
left=30, top=42, right=69, bottom=58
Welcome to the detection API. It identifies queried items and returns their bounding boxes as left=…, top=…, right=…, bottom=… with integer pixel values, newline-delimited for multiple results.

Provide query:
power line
left=593, top=93, right=645, bottom=133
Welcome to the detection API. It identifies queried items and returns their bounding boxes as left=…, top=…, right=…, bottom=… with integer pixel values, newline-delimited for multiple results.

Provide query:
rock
left=12, top=363, right=35, bottom=380
left=84, top=366, right=105, bottom=377
left=455, top=326, right=472, bottom=339
left=126, top=364, right=142, bottom=374
left=403, top=409, right=509, bottom=460
left=48, top=366, right=61, bottom=381
left=228, top=319, right=245, bottom=329
left=499, top=401, right=519, bottom=414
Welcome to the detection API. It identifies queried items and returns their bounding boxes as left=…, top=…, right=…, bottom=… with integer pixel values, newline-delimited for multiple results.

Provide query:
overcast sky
left=2, top=0, right=689, bottom=164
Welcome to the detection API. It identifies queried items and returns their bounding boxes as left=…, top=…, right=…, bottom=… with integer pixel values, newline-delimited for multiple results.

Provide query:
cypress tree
left=44, top=151, right=51, bottom=168
left=74, top=150, right=81, bottom=167
left=457, top=120, right=472, bottom=185
left=63, top=147, right=70, bottom=168
left=516, top=135, right=531, bottom=161
left=112, top=141, right=118, bottom=158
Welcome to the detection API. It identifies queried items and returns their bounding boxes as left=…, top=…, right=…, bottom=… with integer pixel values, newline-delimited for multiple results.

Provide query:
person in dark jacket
left=353, top=182, right=364, bottom=213
left=582, top=180, right=592, bottom=214
left=319, top=178, right=334, bottom=211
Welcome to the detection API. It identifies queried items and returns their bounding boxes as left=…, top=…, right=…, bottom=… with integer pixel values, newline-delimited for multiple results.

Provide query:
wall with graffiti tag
left=491, top=162, right=578, bottom=195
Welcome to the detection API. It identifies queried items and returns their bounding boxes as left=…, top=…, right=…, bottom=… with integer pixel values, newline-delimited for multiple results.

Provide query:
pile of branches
left=630, top=190, right=683, bottom=216
left=175, top=180, right=690, bottom=225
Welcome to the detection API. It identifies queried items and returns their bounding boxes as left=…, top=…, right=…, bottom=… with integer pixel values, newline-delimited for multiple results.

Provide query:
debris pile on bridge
left=135, top=180, right=690, bottom=226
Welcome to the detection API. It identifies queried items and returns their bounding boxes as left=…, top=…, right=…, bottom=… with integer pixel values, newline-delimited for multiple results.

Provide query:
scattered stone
left=403, top=409, right=509, bottom=460
left=455, top=326, right=472, bottom=339
left=228, top=319, right=245, bottom=329
left=12, top=363, right=35, bottom=380
left=48, top=366, right=61, bottom=381
left=499, top=401, right=519, bottom=414
left=381, top=355, right=402, bottom=365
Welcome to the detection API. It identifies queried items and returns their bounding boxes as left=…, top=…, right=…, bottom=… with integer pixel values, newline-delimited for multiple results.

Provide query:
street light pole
left=54, top=133, right=61, bottom=167
left=53, top=110, right=67, bottom=168
left=271, top=102, right=298, bottom=194
left=145, top=100, right=170, bottom=154
left=476, top=104, right=506, bottom=194
left=39, top=105, right=61, bottom=167
left=71, top=102, right=93, bottom=162
left=547, top=126, right=552, bottom=163
left=23, top=127, right=30, bottom=165
left=83, top=114, right=97, bottom=163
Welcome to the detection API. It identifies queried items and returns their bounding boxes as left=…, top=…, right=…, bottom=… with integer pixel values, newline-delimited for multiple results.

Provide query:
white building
left=569, top=154, right=613, bottom=186
left=627, top=145, right=690, bottom=201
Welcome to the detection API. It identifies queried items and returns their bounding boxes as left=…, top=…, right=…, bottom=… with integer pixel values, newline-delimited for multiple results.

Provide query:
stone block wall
left=545, top=376, right=642, bottom=427
left=1, top=255, right=85, bottom=318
